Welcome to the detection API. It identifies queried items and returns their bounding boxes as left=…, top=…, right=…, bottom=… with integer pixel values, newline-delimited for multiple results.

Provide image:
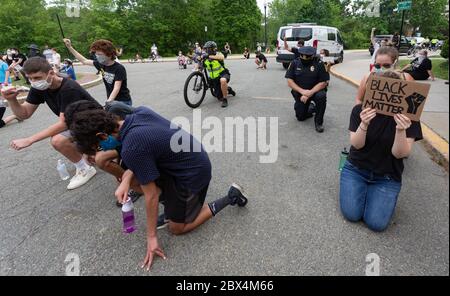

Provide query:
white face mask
left=31, top=74, right=52, bottom=91
left=95, top=54, right=109, bottom=65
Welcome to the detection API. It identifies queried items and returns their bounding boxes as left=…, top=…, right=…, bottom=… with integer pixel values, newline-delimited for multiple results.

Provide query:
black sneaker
left=157, top=213, right=169, bottom=230
left=229, top=88, right=236, bottom=96
left=228, top=183, right=248, bottom=207
left=315, top=123, right=324, bottom=133
left=221, top=98, right=229, bottom=108
left=115, top=190, right=142, bottom=207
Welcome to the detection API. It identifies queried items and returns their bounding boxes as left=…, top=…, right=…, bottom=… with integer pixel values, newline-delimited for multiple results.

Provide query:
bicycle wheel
left=184, top=72, right=207, bottom=108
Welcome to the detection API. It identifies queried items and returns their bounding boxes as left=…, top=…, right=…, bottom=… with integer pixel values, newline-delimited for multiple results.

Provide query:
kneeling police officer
left=285, top=46, right=330, bottom=133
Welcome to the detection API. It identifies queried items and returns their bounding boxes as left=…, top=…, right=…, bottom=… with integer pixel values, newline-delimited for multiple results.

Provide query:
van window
left=284, top=28, right=313, bottom=41
left=327, top=29, right=336, bottom=41
left=317, top=29, right=328, bottom=41
left=337, top=32, right=343, bottom=44
left=280, top=28, right=287, bottom=39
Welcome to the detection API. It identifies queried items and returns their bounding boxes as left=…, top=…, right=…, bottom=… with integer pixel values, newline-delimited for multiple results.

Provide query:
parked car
left=276, top=23, right=344, bottom=69
left=369, top=35, right=410, bottom=56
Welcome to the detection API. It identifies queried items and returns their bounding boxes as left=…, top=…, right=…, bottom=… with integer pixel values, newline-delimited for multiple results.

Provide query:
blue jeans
left=121, top=100, right=132, bottom=106
left=339, top=161, right=401, bottom=232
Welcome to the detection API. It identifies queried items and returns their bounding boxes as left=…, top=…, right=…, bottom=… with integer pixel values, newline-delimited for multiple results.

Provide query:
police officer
left=285, top=46, right=330, bottom=133
left=203, top=41, right=236, bottom=108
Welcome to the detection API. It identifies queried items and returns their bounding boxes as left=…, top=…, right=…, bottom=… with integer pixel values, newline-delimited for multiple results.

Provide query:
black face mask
left=300, top=57, right=313, bottom=65
left=207, top=48, right=217, bottom=55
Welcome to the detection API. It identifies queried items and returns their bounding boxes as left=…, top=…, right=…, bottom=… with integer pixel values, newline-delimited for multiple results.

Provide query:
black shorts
left=212, top=71, right=231, bottom=98
left=156, top=173, right=209, bottom=224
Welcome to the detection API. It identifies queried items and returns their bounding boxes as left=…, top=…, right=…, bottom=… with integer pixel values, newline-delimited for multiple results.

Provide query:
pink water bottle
left=122, top=198, right=136, bottom=234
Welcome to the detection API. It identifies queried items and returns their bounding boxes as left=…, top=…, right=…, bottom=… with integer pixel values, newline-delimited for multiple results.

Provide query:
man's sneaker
left=228, top=183, right=248, bottom=207
left=228, top=88, right=236, bottom=96
left=157, top=213, right=169, bottom=230
left=67, top=166, right=97, bottom=190
left=116, top=190, right=143, bottom=207
left=221, top=98, right=229, bottom=108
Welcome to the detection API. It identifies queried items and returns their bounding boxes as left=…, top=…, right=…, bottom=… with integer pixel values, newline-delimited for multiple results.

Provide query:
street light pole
left=399, top=10, right=406, bottom=48
left=264, top=1, right=267, bottom=52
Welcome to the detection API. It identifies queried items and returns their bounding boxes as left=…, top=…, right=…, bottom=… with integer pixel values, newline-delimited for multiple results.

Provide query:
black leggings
left=0, top=107, right=6, bottom=128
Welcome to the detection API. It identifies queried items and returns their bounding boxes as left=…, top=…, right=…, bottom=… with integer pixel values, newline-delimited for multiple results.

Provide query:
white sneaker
left=67, top=166, right=97, bottom=190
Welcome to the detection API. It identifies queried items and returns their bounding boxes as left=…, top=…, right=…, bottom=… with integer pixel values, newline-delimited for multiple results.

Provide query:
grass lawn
left=399, top=58, right=449, bottom=80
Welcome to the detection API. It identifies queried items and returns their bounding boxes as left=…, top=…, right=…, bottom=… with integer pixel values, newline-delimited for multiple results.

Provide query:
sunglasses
left=374, top=63, right=393, bottom=69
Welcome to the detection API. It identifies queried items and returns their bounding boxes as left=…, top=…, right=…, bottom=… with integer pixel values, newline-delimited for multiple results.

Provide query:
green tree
left=210, top=0, right=262, bottom=52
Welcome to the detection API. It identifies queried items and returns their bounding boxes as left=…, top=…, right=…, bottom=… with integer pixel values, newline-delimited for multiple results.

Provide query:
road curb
left=2, top=73, right=103, bottom=107
left=73, top=54, right=278, bottom=66
left=329, top=65, right=449, bottom=171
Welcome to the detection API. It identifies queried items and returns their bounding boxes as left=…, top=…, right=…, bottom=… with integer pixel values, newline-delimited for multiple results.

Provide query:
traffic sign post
left=398, top=1, right=412, bottom=50
left=398, top=0, right=412, bottom=11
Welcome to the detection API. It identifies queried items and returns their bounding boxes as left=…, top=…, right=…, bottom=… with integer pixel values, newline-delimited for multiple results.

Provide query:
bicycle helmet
left=204, top=41, right=217, bottom=49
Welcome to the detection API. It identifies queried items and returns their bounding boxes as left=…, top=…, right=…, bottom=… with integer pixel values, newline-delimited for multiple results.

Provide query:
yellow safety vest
left=204, top=59, right=225, bottom=79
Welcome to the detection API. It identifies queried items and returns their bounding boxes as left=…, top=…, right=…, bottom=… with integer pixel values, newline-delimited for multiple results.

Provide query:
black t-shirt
left=348, top=104, right=423, bottom=182
left=285, top=58, right=330, bottom=90
left=5, top=56, right=14, bottom=66
left=93, top=61, right=131, bottom=102
left=13, top=53, right=27, bottom=66
left=257, top=54, right=268, bottom=63
left=410, top=58, right=432, bottom=80
left=26, top=78, right=97, bottom=116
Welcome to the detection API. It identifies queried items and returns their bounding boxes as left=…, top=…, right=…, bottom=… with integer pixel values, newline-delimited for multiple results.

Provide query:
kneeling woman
left=340, top=72, right=423, bottom=232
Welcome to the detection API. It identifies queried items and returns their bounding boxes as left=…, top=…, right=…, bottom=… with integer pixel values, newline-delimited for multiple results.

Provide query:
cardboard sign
left=363, top=75, right=431, bottom=122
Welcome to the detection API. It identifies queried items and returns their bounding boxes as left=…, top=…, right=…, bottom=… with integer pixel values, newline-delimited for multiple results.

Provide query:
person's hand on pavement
left=142, top=236, right=167, bottom=271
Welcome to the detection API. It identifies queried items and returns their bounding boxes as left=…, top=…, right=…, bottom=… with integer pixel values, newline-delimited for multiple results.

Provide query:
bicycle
left=183, top=59, right=235, bottom=108
left=148, top=53, right=162, bottom=63
left=128, top=57, right=146, bottom=64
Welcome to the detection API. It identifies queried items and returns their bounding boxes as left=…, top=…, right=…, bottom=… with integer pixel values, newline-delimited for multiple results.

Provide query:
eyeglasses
left=374, top=63, right=393, bottom=69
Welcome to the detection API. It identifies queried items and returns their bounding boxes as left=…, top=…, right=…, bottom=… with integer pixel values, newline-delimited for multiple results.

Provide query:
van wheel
left=282, top=62, right=290, bottom=69
left=337, top=52, right=344, bottom=64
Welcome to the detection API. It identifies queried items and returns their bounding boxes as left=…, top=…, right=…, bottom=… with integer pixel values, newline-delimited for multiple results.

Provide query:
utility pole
left=264, top=1, right=268, bottom=51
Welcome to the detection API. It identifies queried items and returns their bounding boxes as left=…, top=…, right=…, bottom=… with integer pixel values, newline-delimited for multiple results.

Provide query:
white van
left=276, top=23, right=344, bottom=69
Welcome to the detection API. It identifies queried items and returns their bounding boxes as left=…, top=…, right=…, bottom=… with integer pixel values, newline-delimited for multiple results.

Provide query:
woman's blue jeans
left=339, top=161, right=402, bottom=232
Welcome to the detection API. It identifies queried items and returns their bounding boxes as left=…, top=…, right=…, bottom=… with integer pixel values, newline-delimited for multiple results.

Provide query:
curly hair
left=90, top=39, right=117, bottom=59
left=64, top=100, right=103, bottom=128
left=69, top=109, right=119, bottom=155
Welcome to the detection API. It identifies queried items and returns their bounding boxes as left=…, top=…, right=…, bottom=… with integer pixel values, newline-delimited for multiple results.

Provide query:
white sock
left=74, top=158, right=90, bottom=171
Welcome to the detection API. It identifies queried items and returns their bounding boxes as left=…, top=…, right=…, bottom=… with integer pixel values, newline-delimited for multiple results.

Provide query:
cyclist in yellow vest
left=203, top=41, right=236, bottom=108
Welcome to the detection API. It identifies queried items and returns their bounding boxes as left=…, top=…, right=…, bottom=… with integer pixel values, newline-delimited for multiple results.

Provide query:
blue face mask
left=99, top=135, right=121, bottom=151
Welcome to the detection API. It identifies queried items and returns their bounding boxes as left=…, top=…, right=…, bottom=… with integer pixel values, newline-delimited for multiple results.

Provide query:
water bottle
left=57, top=159, right=70, bottom=181
left=338, top=148, right=349, bottom=172
left=122, top=198, right=136, bottom=234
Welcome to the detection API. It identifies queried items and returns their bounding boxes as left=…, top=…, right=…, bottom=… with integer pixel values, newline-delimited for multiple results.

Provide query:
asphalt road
left=0, top=58, right=448, bottom=275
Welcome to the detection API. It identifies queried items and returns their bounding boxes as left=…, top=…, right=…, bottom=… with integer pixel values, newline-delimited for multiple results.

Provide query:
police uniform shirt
left=285, top=58, right=329, bottom=90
